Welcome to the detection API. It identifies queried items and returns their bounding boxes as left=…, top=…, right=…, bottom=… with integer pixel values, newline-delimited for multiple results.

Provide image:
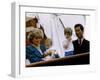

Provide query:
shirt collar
left=78, top=37, right=84, bottom=44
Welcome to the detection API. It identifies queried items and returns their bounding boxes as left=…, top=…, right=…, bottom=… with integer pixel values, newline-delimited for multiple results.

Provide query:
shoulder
left=83, top=39, right=90, bottom=45
left=83, top=39, right=90, bottom=43
left=26, top=45, right=36, bottom=51
left=63, top=39, right=68, bottom=44
left=26, top=45, right=33, bottom=48
left=72, top=39, right=78, bottom=44
left=26, top=45, right=32, bottom=49
left=63, top=39, right=68, bottom=42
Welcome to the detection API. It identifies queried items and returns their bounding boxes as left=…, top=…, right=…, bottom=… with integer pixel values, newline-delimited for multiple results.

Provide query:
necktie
left=79, top=39, right=81, bottom=46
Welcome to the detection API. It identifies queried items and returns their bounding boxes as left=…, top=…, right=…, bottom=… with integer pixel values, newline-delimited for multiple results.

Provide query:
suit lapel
left=77, top=39, right=85, bottom=47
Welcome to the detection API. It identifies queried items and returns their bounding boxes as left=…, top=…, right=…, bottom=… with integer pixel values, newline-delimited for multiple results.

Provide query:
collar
left=78, top=38, right=84, bottom=44
left=32, top=44, right=40, bottom=49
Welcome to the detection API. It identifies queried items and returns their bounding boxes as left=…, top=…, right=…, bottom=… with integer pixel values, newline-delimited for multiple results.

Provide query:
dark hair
left=74, top=24, right=84, bottom=31
left=33, top=17, right=38, bottom=23
left=26, top=17, right=38, bottom=27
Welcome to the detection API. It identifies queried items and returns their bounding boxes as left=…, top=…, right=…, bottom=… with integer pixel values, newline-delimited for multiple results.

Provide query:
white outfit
left=63, top=39, right=74, bottom=52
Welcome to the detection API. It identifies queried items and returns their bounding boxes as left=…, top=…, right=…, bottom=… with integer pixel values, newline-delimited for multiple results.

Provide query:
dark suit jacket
left=73, top=39, right=90, bottom=54
left=26, top=44, right=46, bottom=63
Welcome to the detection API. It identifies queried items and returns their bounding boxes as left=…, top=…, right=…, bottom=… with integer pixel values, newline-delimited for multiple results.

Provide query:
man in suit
left=73, top=24, right=90, bottom=54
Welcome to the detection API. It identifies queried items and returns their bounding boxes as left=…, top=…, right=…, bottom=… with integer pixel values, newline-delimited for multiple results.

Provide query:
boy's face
left=45, top=40, right=52, bottom=49
left=65, top=33, right=71, bottom=39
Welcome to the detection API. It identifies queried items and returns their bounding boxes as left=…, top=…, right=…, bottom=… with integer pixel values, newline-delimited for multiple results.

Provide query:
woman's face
left=32, top=37, right=42, bottom=46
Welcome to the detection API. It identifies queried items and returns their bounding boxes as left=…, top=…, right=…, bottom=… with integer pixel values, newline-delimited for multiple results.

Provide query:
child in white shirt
left=63, top=27, right=74, bottom=56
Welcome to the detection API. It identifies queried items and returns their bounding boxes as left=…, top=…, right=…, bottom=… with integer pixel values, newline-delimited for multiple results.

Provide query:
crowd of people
left=25, top=16, right=90, bottom=64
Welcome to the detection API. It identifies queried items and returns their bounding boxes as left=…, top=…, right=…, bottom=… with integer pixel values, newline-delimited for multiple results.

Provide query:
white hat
left=26, top=13, right=39, bottom=21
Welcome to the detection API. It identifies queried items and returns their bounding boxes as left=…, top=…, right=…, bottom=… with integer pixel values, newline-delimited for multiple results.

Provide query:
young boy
left=44, top=38, right=59, bottom=60
left=63, top=27, right=74, bottom=56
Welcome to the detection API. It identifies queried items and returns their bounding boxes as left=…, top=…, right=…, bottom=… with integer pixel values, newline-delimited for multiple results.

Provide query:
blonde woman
left=26, top=28, right=51, bottom=63
left=26, top=16, right=47, bottom=46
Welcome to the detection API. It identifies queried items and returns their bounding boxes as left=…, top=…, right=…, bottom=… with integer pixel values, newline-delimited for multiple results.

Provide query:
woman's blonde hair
left=28, top=28, right=44, bottom=43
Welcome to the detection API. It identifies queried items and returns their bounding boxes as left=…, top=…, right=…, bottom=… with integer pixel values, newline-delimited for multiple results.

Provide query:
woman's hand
left=44, top=50, right=57, bottom=57
left=47, top=50, right=56, bottom=55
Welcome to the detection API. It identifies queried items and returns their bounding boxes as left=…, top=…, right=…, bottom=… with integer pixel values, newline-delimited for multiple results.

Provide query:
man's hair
left=74, top=24, right=84, bottom=31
